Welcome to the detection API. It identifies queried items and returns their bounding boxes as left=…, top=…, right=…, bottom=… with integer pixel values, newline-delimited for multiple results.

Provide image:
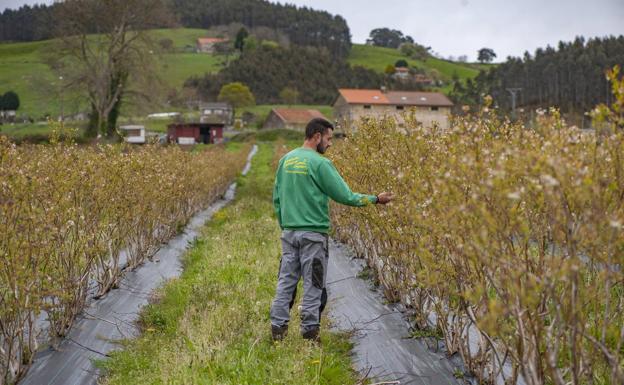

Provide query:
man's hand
left=376, top=192, right=394, bottom=204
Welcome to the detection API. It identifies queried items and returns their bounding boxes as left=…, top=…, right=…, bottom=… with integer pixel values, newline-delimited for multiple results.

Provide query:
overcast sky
left=2, top=0, right=623, bottom=61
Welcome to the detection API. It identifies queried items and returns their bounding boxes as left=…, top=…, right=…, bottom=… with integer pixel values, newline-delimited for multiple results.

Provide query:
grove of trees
left=452, top=36, right=624, bottom=113
left=185, top=45, right=384, bottom=105
left=367, top=28, right=414, bottom=48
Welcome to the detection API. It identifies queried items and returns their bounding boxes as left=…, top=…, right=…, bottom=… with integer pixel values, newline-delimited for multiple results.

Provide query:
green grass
left=348, top=44, right=483, bottom=82
left=0, top=122, right=56, bottom=137
left=149, top=28, right=212, bottom=50
left=0, top=120, right=87, bottom=141
left=99, top=143, right=359, bottom=385
left=0, top=39, right=65, bottom=119
left=161, top=53, right=227, bottom=88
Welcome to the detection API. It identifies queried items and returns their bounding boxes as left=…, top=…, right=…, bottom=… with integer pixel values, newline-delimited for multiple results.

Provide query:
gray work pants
left=270, top=230, right=329, bottom=334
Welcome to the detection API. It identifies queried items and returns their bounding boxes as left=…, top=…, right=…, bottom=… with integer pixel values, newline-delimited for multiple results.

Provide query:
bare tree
left=51, top=0, right=171, bottom=138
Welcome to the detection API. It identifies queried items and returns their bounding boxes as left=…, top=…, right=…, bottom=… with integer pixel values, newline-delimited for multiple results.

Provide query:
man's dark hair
left=305, top=118, right=334, bottom=139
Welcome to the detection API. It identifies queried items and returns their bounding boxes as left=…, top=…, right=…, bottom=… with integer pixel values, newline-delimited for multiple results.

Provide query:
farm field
left=329, top=108, right=624, bottom=384
left=1, top=96, right=623, bottom=384
left=0, top=139, right=250, bottom=384
left=99, top=142, right=359, bottom=385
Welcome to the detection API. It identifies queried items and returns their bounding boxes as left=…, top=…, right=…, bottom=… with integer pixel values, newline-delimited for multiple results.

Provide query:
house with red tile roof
left=196, top=37, right=229, bottom=53
left=263, top=108, right=329, bottom=131
left=334, top=88, right=453, bottom=130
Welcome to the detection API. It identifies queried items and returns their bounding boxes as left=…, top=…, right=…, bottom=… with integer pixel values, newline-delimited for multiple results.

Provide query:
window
left=363, top=105, right=371, bottom=109
left=431, top=106, right=439, bottom=111
left=396, top=106, right=404, bottom=110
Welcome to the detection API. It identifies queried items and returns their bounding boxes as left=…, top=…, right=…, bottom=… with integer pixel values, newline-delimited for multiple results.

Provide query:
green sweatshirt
left=273, top=147, right=377, bottom=234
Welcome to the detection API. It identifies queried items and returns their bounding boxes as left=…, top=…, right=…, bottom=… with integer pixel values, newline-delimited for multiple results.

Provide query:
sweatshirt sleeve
left=315, top=159, right=377, bottom=207
left=273, top=161, right=283, bottom=228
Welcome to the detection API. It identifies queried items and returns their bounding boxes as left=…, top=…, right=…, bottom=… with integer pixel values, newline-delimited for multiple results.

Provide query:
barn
left=167, top=123, right=224, bottom=145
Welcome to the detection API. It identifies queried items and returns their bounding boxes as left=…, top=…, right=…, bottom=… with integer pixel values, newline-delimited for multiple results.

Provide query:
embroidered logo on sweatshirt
left=284, top=157, right=309, bottom=175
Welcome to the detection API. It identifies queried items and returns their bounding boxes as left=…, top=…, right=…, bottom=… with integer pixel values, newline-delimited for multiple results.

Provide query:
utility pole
left=506, top=87, right=522, bottom=120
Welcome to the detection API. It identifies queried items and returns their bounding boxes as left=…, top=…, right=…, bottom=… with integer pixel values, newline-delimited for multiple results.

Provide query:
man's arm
left=273, top=163, right=283, bottom=228
left=315, top=159, right=377, bottom=207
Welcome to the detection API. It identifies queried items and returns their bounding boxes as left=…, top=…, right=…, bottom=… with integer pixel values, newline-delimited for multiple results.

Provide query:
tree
left=218, top=82, right=255, bottom=108
left=384, top=64, right=396, bottom=74
left=399, top=42, right=431, bottom=61
left=0, top=91, right=20, bottom=111
left=279, top=87, right=299, bottom=105
left=51, top=0, right=171, bottom=139
left=368, top=28, right=413, bottom=48
left=234, top=27, right=249, bottom=52
left=399, top=43, right=416, bottom=57
left=395, top=59, right=408, bottom=68
left=478, top=48, right=497, bottom=63
left=190, top=45, right=383, bottom=105
left=242, top=36, right=258, bottom=52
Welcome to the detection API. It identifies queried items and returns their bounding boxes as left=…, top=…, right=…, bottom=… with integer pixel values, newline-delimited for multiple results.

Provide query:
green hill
left=348, top=44, right=492, bottom=91
left=0, top=28, right=228, bottom=119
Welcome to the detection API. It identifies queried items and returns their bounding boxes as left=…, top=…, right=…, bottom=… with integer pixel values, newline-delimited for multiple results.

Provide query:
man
left=270, top=118, right=393, bottom=342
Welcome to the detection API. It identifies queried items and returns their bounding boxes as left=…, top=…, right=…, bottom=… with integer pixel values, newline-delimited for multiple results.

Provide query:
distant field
left=348, top=44, right=492, bottom=82
left=0, top=28, right=228, bottom=118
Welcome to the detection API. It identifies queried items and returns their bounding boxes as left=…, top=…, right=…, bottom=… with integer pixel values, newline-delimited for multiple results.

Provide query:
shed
left=167, top=123, right=224, bottom=145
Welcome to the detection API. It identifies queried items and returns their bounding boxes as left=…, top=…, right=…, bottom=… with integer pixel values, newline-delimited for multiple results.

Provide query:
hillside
left=0, top=28, right=489, bottom=120
left=348, top=44, right=492, bottom=91
left=0, top=28, right=227, bottom=119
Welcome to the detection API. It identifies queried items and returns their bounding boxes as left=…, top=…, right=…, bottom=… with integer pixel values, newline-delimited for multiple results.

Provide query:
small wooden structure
left=167, top=123, right=224, bottom=145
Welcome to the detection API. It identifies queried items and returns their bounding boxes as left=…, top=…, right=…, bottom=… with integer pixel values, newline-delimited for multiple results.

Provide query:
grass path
left=99, top=142, right=359, bottom=385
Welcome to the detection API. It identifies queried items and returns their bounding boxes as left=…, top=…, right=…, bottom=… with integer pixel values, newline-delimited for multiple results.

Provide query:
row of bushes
left=0, top=139, right=249, bottom=384
left=330, top=108, right=623, bottom=384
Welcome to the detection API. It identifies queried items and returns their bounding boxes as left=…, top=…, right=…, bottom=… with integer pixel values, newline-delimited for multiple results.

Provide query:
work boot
left=302, top=327, right=320, bottom=344
left=271, top=324, right=288, bottom=341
